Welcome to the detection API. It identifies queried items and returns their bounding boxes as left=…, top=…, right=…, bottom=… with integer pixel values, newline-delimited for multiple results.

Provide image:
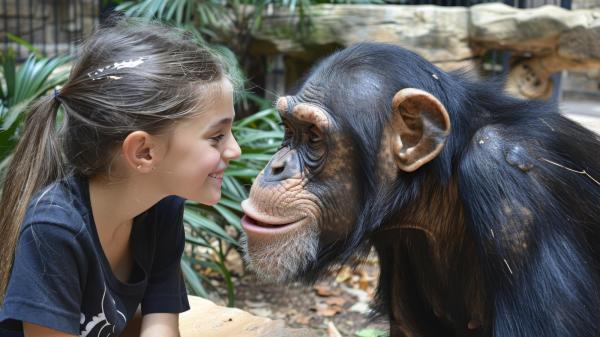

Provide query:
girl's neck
left=88, top=174, right=164, bottom=235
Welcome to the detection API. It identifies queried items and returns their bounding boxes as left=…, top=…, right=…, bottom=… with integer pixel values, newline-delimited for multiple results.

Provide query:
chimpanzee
left=240, top=43, right=600, bottom=337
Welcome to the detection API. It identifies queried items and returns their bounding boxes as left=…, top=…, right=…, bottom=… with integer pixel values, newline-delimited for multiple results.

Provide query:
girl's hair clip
left=87, top=57, right=147, bottom=81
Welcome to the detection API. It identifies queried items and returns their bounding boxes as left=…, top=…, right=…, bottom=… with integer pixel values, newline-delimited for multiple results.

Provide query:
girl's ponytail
left=0, top=93, right=65, bottom=303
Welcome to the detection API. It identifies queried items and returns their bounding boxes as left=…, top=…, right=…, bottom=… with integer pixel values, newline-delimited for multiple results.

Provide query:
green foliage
left=114, top=0, right=387, bottom=93
left=115, top=0, right=311, bottom=122
left=0, top=48, right=70, bottom=173
left=181, top=105, right=283, bottom=306
left=116, top=0, right=313, bottom=35
left=355, top=328, right=389, bottom=337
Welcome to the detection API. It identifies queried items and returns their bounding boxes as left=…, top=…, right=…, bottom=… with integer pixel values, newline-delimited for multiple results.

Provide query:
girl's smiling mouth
left=208, top=170, right=224, bottom=180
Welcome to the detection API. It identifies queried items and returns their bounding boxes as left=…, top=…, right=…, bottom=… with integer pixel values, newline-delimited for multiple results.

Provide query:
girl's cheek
left=204, top=148, right=221, bottom=169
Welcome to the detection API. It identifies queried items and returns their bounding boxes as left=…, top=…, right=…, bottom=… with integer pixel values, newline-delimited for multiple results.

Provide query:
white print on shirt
left=79, top=285, right=126, bottom=337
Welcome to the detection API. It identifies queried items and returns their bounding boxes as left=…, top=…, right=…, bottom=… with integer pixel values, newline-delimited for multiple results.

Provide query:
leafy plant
left=181, top=105, right=283, bottom=306
left=114, top=0, right=385, bottom=114
left=0, top=48, right=70, bottom=175
left=355, top=328, right=388, bottom=337
left=116, top=0, right=314, bottom=51
left=115, top=0, right=315, bottom=113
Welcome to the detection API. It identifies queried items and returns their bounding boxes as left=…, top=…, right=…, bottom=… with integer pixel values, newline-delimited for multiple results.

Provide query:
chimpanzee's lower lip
left=241, top=215, right=303, bottom=235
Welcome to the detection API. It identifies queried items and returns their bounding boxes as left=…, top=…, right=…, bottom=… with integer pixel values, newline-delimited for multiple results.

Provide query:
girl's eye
left=210, top=134, right=225, bottom=143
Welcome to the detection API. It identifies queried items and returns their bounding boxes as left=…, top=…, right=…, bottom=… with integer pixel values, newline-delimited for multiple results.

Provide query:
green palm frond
left=117, top=0, right=229, bottom=28
left=0, top=50, right=70, bottom=163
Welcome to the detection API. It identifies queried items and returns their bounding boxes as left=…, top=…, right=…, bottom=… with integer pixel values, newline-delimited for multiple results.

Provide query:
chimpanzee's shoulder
left=461, top=123, right=540, bottom=170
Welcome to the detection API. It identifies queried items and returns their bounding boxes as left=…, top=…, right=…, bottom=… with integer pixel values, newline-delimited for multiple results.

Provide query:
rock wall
left=252, top=3, right=600, bottom=99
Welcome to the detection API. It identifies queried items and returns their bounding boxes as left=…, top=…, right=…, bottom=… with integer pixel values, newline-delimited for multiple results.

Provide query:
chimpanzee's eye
left=279, top=120, right=294, bottom=149
left=302, top=124, right=327, bottom=172
left=307, top=125, right=323, bottom=144
left=283, top=122, right=294, bottom=140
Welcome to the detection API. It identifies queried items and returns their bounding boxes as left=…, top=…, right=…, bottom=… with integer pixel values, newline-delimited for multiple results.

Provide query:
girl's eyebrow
left=209, top=117, right=233, bottom=129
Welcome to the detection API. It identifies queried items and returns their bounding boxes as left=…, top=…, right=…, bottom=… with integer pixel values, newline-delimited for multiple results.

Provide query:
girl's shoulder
left=22, top=176, right=90, bottom=235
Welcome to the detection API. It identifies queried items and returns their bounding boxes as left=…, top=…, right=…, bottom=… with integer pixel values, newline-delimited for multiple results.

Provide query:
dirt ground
left=209, top=254, right=388, bottom=337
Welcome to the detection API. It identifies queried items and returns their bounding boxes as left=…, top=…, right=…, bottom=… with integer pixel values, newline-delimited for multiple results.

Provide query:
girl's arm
left=23, top=322, right=77, bottom=337
left=140, top=313, right=180, bottom=337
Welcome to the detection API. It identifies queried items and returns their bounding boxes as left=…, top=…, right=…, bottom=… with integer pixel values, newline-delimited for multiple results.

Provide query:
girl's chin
left=188, top=177, right=223, bottom=205
left=194, top=190, right=222, bottom=206
left=202, top=197, right=220, bottom=206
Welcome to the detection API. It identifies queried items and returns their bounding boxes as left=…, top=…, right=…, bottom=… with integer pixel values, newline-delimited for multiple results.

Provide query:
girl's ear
left=121, top=131, right=163, bottom=173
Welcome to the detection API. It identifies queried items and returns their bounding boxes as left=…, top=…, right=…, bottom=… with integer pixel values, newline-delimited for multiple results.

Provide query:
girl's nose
left=224, top=135, right=241, bottom=161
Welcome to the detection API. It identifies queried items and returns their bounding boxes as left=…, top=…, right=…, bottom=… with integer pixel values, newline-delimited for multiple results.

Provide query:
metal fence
left=1, top=0, right=103, bottom=61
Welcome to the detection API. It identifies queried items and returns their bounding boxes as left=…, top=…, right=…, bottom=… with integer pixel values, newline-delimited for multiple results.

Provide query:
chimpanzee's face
left=240, top=52, right=450, bottom=282
left=240, top=94, right=361, bottom=282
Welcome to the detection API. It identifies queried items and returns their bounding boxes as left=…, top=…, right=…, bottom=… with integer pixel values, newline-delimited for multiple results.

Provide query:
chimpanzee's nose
left=263, top=150, right=300, bottom=182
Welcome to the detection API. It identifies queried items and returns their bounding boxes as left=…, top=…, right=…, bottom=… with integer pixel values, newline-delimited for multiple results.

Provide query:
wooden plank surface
left=180, top=296, right=317, bottom=337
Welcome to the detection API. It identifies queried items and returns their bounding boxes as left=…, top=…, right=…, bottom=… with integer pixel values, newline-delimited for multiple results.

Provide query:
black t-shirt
left=0, top=175, right=190, bottom=336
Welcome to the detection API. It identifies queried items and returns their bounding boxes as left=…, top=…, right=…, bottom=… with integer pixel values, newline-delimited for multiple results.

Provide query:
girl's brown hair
left=0, top=18, right=228, bottom=303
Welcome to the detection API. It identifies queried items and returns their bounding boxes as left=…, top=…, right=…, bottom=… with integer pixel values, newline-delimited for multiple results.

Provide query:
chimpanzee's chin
left=240, top=227, right=319, bottom=283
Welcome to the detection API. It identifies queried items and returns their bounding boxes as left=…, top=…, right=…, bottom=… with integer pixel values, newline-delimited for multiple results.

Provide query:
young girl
left=0, top=19, right=241, bottom=337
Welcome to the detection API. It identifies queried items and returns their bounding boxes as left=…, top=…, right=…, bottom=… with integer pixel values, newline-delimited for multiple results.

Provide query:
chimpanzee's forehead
left=294, top=80, right=327, bottom=106
left=292, top=69, right=389, bottom=116
left=295, top=43, right=440, bottom=103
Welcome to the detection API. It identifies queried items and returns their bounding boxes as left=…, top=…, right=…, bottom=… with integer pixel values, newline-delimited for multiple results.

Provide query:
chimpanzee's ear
left=390, top=88, right=451, bottom=172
